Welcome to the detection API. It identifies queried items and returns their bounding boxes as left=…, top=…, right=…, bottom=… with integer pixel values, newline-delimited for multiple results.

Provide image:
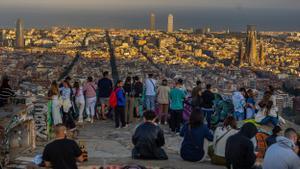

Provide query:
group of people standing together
left=48, top=71, right=113, bottom=130
left=43, top=71, right=300, bottom=169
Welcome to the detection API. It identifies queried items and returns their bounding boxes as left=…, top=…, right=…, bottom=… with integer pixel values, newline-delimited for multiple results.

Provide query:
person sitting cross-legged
left=42, top=124, right=84, bottom=169
left=180, top=109, right=213, bottom=162
left=132, top=110, right=168, bottom=160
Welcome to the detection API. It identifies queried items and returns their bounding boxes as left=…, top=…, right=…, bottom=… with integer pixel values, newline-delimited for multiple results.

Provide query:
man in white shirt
left=144, top=74, right=157, bottom=111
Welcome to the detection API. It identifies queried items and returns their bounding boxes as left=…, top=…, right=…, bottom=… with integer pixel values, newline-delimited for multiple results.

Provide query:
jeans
left=170, top=109, right=183, bottom=132
left=260, top=116, right=278, bottom=126
left=234, top=111, right=245, bottom=121
left=86, top=97, right=96, bottom=118
left=246, top=108, right=255, bottom=119
left=115, top=106, right=126, bottom=128
left=145, top=95, right=156, bottom=111
left=202, top=108, right=214, bottom=129
left=75, top=99, right=85, bottom=122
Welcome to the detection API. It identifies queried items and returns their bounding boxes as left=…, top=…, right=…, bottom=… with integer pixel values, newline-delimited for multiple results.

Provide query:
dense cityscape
left=1, top=12, right=300, bottom=169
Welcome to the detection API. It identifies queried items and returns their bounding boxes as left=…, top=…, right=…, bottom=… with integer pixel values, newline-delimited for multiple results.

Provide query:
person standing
left=157, top=79, right=170, bottom=125
left=263, top=128, right=300, bottom=169
left=83, top=76, right=97, bottom=123
left=97, top=71, right=113, bottom=120
left=73, top=81, right=85, bottom=123
left=191, top=80, right=202, bottom=99
left=124, top=76, right=134, bottom=124
left=144, top=74, right=157, bottom=111
left=132, top=76, right=143, bottom=118
left=232, top=88, right=246, bottom=121
left=114, top=80, right=126, bottom=128
left=201, top=84, right=215, bottom=129
left=42, top=124, right=84, bottom=169
left=191, top=80, right=202, bottom=109
left=60, top=80, right=76, bottom=130
left=169, top=80, right=186, bottom=133
left=0, top=76, right=16, bottom=107
left=225, top=123, right=258, bottom=169
left=180, top=109, right=213, bottom=162
left=48, top=81, right=62, bottom=125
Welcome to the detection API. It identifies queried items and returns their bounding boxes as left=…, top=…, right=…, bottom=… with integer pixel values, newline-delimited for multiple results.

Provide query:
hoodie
left=225, top=123, right=258, bottom=169
left=232, top=91, right=246, bottom=113
left=263, top=136, right=300, bottom=169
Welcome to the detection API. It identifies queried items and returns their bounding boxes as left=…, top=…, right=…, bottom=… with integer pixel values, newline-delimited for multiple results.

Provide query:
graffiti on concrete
left=33, top=103, right=48, bottom=140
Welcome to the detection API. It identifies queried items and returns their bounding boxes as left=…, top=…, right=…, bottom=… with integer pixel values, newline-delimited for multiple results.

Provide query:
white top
left=144, top=78, right=157, bottom=96
left=73, top=87, right=85, bottom=103
left=213, top=126, right=239, bottom=157
left=255, top=106, right=277, bottom=123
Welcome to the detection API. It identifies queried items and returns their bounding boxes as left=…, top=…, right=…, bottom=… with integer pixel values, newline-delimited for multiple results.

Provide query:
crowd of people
left=1, top=72, right=299, bottom=169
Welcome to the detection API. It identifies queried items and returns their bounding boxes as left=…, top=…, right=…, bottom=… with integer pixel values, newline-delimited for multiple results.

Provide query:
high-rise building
left=0, top=29, right=6, bottom=45
left=167, top=14, right=174, bottom=33
left=238, top=40, right=245, bottom=65
left=259, top=42, right=266, bottom=66
left=245, top=25, right=257, bottom=66
left=16, top=18, right=25, bottom=48
left=150, top=13, right=156, bottom=31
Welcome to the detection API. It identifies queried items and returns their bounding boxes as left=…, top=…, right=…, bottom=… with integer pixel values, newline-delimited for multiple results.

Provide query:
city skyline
left=0, top=1, right=300, bottom=31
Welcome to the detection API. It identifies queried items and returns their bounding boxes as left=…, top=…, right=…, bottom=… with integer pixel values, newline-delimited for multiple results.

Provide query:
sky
left=0, top=0, right=300, bottom=31
left=1, top=0, right=300, bottom=9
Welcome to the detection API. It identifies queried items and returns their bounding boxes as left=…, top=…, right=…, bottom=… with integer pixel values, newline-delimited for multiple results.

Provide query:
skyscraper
left=238, top=40, right=245, bottom=65
left=259, top=42, right=266, bottom=66
left=150, top=13, right=155, bottom=31
left=167, top=14, right=174, bottom=33
left=15, top=18, right=24, bottom=48
left=0, top=29, right=6, bottom=45
left=245, top=25, right=257, bottom=66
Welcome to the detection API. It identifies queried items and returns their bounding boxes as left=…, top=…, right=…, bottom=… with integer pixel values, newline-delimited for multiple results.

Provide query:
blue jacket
left=116, top=88, right=126, bottom=107
left=180, top=123, right=213, bottom=162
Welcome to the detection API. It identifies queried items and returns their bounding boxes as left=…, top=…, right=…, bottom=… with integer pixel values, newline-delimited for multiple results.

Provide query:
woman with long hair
left=255, top=91, right=279, bottom=126
left=180, top=109, right=213, bottom=162
left=48, top=80, right=62, bottom=125
left=209, top=116, right=239, bottom=165
left=73, top=81, right=85, bottom=123
left=60, top=80, right=76, bottom=130
left=83, top=76, right=97, bottom=123
left=157, top=79, right=170, bottom=124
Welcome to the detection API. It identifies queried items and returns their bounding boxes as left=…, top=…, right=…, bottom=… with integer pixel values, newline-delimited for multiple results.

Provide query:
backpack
left=109, top=88, right=120, bottom=108
left=255, top=132, right=270, bottom=159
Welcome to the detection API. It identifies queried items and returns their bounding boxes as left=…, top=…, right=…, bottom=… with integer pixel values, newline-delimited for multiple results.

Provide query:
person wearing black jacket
left=133, top=76, right=143, bottom=118
left=124, top=76, right=134, bottom=124
left=225, top=122, right=258, bottom=169
left=132, top=110, right=168, bottom=160
left=201, top=84, right=215, bottom=129
left=98, top=71, right=113, bottom=120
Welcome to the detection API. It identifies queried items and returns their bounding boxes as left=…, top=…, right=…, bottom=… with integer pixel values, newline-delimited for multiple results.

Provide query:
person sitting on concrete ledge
left=42, top=124, right=84, bottom=169
left=180, top=109, right=213, bottom=162
left=132, top=110, right=168, bottom=160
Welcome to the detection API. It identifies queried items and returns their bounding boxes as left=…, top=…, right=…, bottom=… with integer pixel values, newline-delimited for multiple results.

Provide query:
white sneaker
left=85, top=117, right=91, bottom=122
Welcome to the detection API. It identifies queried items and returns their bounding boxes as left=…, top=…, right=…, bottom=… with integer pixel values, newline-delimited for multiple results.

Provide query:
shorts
left=99, top=97, right=109, bottom=105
